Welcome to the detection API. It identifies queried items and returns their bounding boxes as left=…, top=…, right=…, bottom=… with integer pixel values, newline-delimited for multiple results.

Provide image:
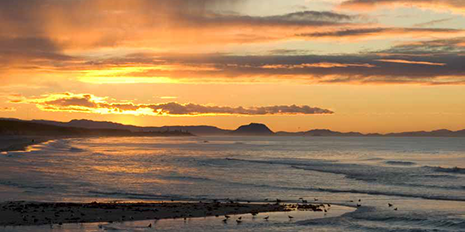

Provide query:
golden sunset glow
left=1, top=0, right=464, bottom=133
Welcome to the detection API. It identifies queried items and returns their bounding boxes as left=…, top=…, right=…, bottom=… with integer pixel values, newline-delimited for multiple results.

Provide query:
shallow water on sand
left=1, top=205, right=354, bottom=232
left=1, top=136, right=465, bottom=231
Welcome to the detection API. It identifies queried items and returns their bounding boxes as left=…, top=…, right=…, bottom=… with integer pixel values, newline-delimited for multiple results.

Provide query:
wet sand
left=0, top=201, right=326, bottom=226
left=0, top=136, right=51, bottom=152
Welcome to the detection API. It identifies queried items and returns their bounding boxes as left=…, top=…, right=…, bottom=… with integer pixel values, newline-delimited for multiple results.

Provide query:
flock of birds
left=2, top=198, right=398, bottom=229
left=221, top=211, right=263, bottom=224
left=351, top=198, right=398, bottom=210
left=141, top=197, right=399, bottom=228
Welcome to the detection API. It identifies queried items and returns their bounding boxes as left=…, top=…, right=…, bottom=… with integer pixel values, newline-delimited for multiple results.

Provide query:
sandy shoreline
left=0, top=201, right=327, bottom=227
left=0, top=136, right=52, bottom=152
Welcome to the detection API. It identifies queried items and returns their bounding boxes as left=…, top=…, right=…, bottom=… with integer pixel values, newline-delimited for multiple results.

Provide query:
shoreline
left=0, top=136, right=52, bottom=153
left=0, top=201, right=328, bottom=227
left=0, top=134, right=195, bottom=153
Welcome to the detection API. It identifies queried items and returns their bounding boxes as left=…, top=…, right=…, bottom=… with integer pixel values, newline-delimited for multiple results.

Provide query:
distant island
left=230, top=123, right=274, bottom=136
left=1, top=118, right=465, bottom=137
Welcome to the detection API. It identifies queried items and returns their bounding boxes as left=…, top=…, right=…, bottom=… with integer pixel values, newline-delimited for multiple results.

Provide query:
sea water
left=1, top=136, right=464, bottom=231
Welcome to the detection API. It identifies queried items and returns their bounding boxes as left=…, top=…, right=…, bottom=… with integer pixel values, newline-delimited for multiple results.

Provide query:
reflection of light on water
left=1, top=139, right=56, bottom=156
left=93, top=165, right=152, bottom=174
left=2, top=136, right=464, bottom=232
left=24, top=140, right=57, bottom=153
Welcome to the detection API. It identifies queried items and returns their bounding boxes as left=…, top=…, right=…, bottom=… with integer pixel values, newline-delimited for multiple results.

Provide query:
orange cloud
left=375, top=59, right=446, bottom=66
left=12, top=93, right=334, bottom=116
left=0, top=0, right=361, bottom=53
left=262, top=62, right=375, bottom=69
left=0, top=107, right=16, bottom=112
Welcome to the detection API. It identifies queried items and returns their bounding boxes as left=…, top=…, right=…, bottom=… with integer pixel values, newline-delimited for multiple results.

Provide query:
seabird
left=148, top=223, right=152, bottom=228
left=288, top=215, right=294, bottom=219
left=388, top=203, right=393, bottom=207
left=225, top=215, right=230, bottom=219
left=394, top=208, right=398, bottom=211
left=222, top=218, right=228, bottom=223
left=236, top=219, right=242, bottom=224
left=264, top=216, right=269, bottom=220
left=356, top=204, right=362, bottom=207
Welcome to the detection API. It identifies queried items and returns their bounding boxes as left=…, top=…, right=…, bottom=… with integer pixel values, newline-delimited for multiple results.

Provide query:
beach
left=0, top=201, right=328, bottom=226
left=0, top=136, right=464, bottom=232
left=0, top=136, right=51, bottom=153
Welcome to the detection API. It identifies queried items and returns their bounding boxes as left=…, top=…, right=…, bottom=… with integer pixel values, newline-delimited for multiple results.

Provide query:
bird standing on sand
left=225, top=215, right=230, bottom=219
left=288, top=215, right=294, bottom=219
left=264, top=216, right=269, bottom=220
left=236, top=219, right=242, bottom=224
left=394, top=208, right=398, bottom=211
left=222, top=218, right=228, bottom=223
left=388, top=203, right=393, bottom=207
left=148, top=223, right=152, bottom=228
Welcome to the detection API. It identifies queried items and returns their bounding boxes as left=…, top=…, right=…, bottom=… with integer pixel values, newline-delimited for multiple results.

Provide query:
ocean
left=1, top=136, right=464, bottom=232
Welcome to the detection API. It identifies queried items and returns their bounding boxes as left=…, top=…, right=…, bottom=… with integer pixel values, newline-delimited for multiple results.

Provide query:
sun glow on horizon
left=0, top=0, right=464, bottom=132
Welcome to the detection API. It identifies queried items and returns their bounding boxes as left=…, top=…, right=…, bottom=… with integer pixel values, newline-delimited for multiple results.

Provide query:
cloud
left=66, top=47, right=465, bottom=85
left=5, top=35, right=461, bottom=86
left=338, top=0, right=465, bottom=14
left=0, top=107, right=16, bottom=112
left=160, top=96, right=178, bottom=100
left=0, top=0, right=366, bottom=75
left=12, top=93, right=334, bottom=116
left=261, top=62, right=375, bottom=69
left=413, top=17, right=456, bottom=27
left=1, top=0, right=464, bottom=87
left=378, top=37, right=465, bottom=55
left=297, top=27, right=464, bottom=40
left=0, top=36, right=72, bottom=72
left=375, top=59, right=446, bottom=66
left=184, top=11, right=358, bottom=27
left=0, top=0, right=359, bottom=51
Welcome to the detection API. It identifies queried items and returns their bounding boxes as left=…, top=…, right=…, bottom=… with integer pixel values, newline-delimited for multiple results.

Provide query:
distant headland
left=1, top=118, right=465, bottom=137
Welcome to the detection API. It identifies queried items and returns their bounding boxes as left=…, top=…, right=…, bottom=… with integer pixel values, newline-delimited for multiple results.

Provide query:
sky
left=1, top=0, right=464, bottom=133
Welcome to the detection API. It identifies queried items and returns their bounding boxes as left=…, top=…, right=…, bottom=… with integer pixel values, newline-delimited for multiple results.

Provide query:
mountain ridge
left=3, top=118, right=465, bottom=137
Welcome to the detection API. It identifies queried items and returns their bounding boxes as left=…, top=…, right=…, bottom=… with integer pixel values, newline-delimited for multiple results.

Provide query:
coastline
left=0, top=133, right=194, bottom=153
left=0, top=136, right=52, bottom=153
left=0, top=201, right=328, bottom=226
